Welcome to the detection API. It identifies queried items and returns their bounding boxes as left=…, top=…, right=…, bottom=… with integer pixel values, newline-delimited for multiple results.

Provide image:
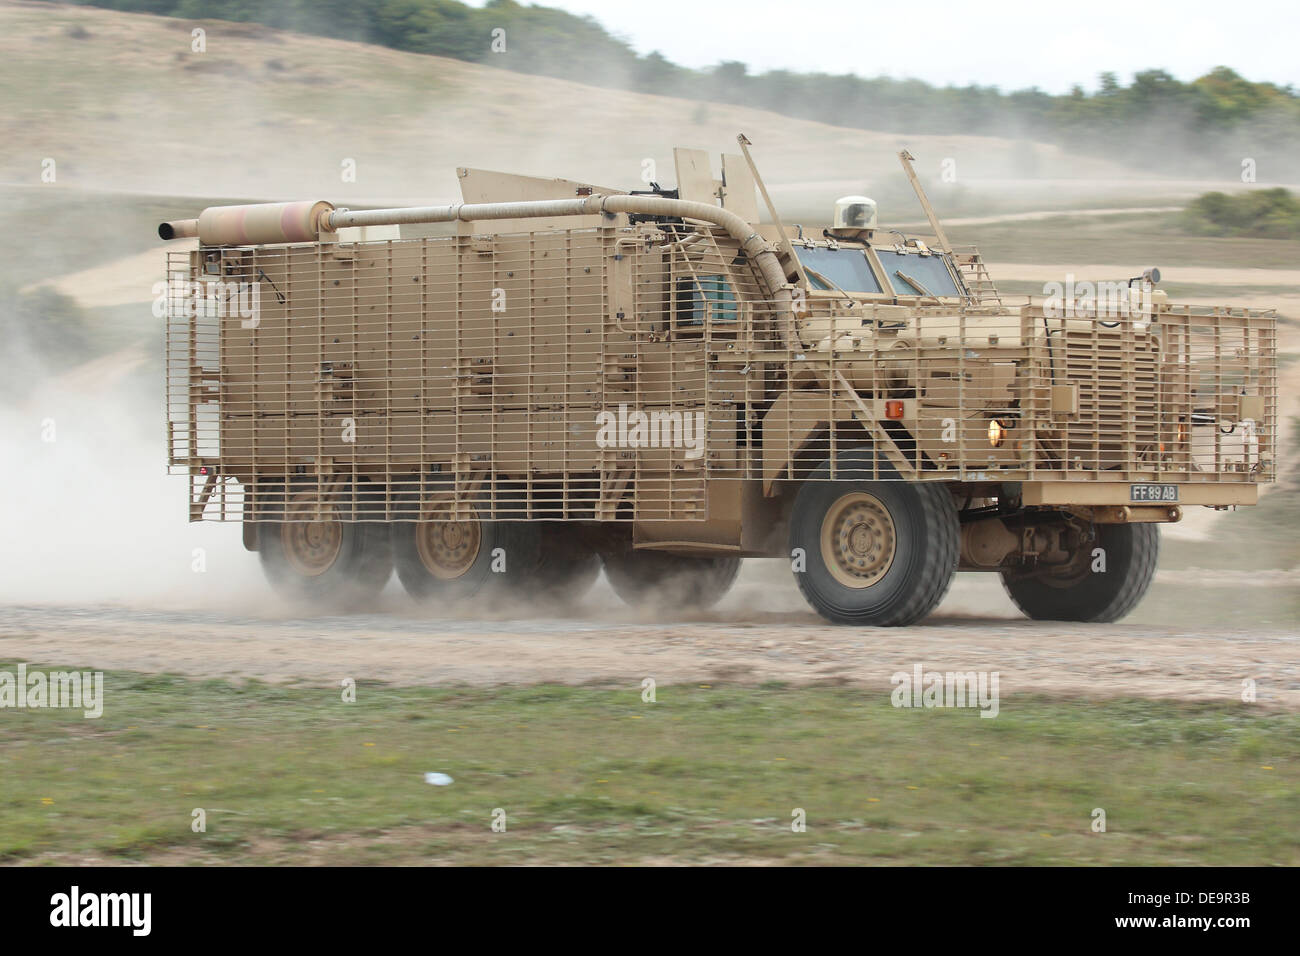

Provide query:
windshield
left=797, top=246, right=882, bottom=294
left=875, top=249, right=962, bottom=297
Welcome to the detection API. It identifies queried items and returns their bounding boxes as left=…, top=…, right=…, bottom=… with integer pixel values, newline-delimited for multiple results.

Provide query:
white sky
left=468, top=0, right=1300, bottom=94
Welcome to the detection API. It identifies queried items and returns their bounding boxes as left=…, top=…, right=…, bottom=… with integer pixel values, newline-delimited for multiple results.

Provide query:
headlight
left=988, top=419, right=1007, bottom=448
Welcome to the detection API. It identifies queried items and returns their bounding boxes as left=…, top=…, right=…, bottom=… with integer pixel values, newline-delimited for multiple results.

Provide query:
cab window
left=675, top=274, right=738, bottom=326
left=875, top=249, right=962, bottom=297
left=796, top=246, right=882, bottom=294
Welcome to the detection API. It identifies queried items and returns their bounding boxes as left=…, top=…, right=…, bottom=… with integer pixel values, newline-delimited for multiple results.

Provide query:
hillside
left=3, top=0, right=1166, bottom=217
left=56, top=0, right=1300, bottom=185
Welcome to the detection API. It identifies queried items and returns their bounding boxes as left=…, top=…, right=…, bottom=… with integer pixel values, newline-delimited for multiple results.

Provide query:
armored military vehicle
left=159, top=137, right=1275, bottom=624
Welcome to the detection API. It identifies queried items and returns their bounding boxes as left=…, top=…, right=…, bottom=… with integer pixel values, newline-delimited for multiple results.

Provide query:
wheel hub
left=415, top=503, right=481, bottom=579
left=283, top=493, right=343, bottom=576
left=820, top=492, right=896, bottom=589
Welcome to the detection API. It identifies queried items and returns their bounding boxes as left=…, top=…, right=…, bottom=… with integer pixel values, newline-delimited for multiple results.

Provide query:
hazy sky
left=469, top=0, right=1300, bottom=94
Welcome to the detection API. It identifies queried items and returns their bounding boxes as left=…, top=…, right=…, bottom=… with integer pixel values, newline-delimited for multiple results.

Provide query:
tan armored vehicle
left=160, top=138, right=1276, bottom=625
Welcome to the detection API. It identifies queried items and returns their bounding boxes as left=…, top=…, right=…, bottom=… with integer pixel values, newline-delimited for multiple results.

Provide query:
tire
left=531, top=525, right=602, bottom=605
left=393, top=491, right=542, bottom=606
left=789, top=452, right=958, bottom=626
left=1000, top=523, right=1159, bottom=622
left=257, top=483, right=393, bottom=610
left=602, top=551, right=741, bottom=610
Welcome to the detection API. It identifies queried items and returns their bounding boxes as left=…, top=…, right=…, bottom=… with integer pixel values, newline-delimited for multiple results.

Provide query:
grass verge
left=2, top=670, right=1295, bottom=865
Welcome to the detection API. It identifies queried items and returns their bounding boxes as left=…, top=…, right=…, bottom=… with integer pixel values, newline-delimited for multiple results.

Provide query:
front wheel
left=1000, top=523, right=1159, bottom=622
left=789, top=454, right=959, bottom=626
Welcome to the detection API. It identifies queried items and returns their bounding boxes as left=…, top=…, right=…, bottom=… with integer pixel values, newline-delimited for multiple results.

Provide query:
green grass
left=1160, top=488, right=1300, bottom=572
left=1181, top=189, right=1300, bottom=240
left=2, top=670, right=1295, bottom=865
left=951, top=211, right=1300, bottom=270
left=1129, top=582, right=1300, bottom=628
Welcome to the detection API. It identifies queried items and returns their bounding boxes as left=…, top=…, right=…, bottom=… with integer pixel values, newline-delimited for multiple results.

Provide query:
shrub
left=1180, top=188, right=1300, bottom=239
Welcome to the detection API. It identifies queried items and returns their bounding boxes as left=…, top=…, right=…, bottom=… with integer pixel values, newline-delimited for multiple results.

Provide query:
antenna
left=897, top=150, right=951, bottom=252
left=736, top=133, right=808, bottom=286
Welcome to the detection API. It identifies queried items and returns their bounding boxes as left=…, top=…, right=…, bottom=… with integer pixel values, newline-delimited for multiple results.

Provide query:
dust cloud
left=0, top=350, right=267, bottom=608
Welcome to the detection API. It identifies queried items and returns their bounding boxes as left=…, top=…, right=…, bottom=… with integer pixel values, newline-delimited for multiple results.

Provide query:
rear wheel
left=532, top=526, right=602, bottom=605
left=602, top=551, right=741, bottom=610
left=257, top=484, right=393, bottom=609
left=789, top=453, right=958, bottom=626
left=1000, top=522, right=1158, bottom=622
left=393, top=492, right=541, bottom=605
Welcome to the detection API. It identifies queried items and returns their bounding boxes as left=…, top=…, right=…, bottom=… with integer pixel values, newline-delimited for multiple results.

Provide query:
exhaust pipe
left=158, top=219, right=198, bottom=240
left=322, top=195, right=793, bottom=343
left=159, top=195, right=794, bottom=345
left=159, top=201, right=334, bottom=246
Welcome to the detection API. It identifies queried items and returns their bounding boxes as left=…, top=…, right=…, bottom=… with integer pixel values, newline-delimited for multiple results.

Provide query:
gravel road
left=3, top=568, right=1296, bottom=709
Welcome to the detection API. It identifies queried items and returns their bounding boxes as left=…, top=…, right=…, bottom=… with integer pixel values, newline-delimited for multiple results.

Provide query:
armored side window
left=796, top=246, right=882, bottom=294
left=675, top=274, right=738, bottom=326
left=875, top=249, right=963, bottom=297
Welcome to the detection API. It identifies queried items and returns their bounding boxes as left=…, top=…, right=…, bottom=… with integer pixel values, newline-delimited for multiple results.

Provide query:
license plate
left=1130, top=483, right=1179, bottom=502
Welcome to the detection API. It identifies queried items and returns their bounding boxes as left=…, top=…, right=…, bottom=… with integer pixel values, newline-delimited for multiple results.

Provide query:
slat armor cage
left=166, top=222, right=1277, bottom=524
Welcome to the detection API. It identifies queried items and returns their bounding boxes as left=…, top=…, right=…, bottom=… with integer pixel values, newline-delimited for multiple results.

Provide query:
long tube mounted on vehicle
left=158, top=195, right=795, bottom=344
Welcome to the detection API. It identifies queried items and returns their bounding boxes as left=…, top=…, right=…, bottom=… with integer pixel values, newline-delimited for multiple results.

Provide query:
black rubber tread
left=530, top=524, right=602, bottom=604
left=1000, top=522, right=1159, bottom=623
left=789, top=452, right=959, bottom=627
left=393, top=505, right=542, bottom=605
left=601, top=551, right=742, bottom=610
left=256, top=483, right=393, bottom=610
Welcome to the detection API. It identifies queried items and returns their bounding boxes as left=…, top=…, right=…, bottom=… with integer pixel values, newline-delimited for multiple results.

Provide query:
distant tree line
left=62, top=0, right=1300, bottom=176
left=1181, top=189, right=1300, bottom=239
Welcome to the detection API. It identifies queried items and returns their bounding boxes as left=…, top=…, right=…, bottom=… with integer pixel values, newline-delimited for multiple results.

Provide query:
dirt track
left=3, top=569, right=1296, bottom=709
